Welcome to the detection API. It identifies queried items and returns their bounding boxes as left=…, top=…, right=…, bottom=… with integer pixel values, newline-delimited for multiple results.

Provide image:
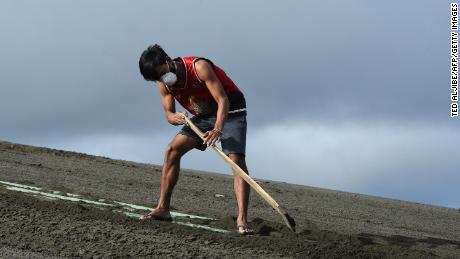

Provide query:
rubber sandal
left=139, top=211, right=172, bottom=221
left=237, top=224, right=254, bottom=235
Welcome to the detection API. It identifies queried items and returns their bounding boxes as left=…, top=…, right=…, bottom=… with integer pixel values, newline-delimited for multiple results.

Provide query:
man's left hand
left=203, top=129, right=223, bottom=147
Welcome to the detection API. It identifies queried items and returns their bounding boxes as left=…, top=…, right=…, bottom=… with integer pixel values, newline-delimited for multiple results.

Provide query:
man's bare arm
left=194, top=60, right=229, bottom=131
left=194, top=59, right=229, bottom=146
left=156, top=82, right=186, bottom=125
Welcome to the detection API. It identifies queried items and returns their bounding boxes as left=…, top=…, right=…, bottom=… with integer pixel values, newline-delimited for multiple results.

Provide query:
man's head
left=139, top=44, right=174, bottom=82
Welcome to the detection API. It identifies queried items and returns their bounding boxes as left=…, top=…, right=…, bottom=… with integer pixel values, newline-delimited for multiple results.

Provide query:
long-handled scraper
left=183, top=115, right=296, bottom=232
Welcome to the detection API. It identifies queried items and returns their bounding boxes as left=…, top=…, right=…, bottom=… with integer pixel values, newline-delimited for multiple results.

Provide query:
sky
left=1, top=1, right=458, bottom=208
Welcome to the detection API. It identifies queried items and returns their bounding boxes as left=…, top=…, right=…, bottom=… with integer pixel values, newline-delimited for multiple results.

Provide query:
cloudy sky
left=1, top=1, right=458, bottom=208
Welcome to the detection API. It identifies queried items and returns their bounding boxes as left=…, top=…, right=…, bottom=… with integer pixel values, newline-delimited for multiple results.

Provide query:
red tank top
left=165, top=56, right=246, bottom=116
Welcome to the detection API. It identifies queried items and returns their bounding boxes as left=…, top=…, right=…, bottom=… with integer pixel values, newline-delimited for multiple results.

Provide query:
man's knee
left=165, top=144, right=183, bottom=162
left=228, top=153, right=247, bottom=171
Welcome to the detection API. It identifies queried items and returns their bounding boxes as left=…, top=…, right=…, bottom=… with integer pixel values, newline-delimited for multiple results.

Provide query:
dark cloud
left=1, top=1, right=452, bottom=136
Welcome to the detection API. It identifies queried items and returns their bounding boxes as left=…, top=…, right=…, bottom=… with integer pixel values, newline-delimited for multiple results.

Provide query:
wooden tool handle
left=183, top=116, right=283, bottom=213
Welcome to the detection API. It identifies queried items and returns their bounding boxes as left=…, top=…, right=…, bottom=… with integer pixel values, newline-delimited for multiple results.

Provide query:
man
left=138, top=44, right=253, bottom=234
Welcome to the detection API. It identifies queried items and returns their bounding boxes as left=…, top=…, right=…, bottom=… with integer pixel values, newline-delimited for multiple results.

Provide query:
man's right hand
left=167, top=112, right=187, bottom=125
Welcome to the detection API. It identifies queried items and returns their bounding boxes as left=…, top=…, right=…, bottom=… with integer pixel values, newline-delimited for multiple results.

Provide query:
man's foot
left=237, top=222, right=254, bottom=235
left=139, top=209, right=172, bottom=221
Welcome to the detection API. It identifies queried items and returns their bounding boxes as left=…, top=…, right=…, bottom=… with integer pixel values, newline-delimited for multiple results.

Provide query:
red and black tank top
left=164, top=56, right=246, bottom=116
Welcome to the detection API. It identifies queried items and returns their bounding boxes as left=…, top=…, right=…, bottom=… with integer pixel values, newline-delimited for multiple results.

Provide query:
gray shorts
left=178, top=114, right=247, bottom=155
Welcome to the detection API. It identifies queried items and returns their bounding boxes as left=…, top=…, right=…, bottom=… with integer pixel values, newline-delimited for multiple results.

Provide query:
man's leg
left=228, top=153, right=253, bottom=233
left=142, top=134, right=197, bottom=220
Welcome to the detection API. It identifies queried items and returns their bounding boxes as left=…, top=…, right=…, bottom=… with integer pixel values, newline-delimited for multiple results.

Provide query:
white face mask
left=161, top=72, right=177, bottom=86
left=160, top=60, right=177, bottom=86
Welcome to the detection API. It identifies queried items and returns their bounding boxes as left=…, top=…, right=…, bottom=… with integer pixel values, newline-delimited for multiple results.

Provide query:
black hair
left=139, top=44, right=168, bottom=81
